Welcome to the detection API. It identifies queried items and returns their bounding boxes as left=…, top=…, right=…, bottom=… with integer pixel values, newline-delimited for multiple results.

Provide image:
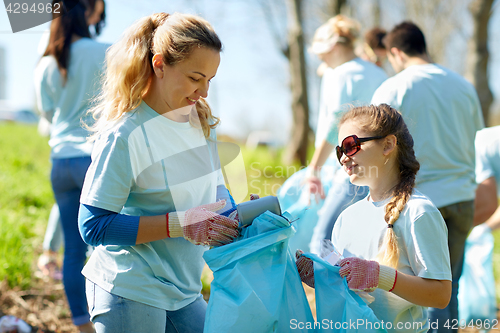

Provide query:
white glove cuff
left=167, top=212, right=185, bottom=238
left=378, top=265, right=397, bottom=292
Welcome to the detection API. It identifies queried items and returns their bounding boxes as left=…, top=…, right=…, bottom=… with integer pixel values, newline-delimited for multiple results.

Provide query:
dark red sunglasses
left=336, top=135, right=385, bottom=164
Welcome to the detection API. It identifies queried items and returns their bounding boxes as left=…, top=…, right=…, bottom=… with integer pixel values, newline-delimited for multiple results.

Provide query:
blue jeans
left=427, top=200, right=474, bottom=333
left=86, top=280, right=207, bottom=333
left=51, top=156, right=92, bottom=326
left=309, top=181, right=369, bottom=254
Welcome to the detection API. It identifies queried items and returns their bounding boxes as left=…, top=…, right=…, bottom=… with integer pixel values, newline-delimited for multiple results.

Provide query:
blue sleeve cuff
left=79, top=204, right=139, bottom=246
left=104, top=213, right=139, bottom=246
left=216, top=185, right=237, bottom=217
left=220, top=207, right=237, bottom=217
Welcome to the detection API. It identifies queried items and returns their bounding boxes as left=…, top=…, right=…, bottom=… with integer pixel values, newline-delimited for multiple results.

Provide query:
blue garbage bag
left=304, top=253, right=388, bottom=332
left=278, top=156, right=337, bottom=253
left=203, top=211, right=315, bottom=333
left=458, top=224, right=497, bottom=324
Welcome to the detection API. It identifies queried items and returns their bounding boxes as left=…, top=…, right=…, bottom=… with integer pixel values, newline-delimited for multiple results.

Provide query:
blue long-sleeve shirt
left=78, top=185, right=236, bottom=246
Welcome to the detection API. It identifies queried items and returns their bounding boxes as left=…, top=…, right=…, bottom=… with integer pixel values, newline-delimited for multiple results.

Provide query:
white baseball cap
left=309, top=23, right=346, bottom=55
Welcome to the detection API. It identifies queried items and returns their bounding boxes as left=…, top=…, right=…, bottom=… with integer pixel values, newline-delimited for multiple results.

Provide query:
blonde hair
left=339, top=104, right=420, bottom=268
left=88, top=12, right=222, bottom=140
left=325, top=15, right=361, bottom=47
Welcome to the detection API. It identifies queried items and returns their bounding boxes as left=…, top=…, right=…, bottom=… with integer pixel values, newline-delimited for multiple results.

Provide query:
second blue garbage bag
left=203, top=211, right=315, bottom=333
left=277, top=158, right=337, bottom=253
left=304, top=253, right=388, bottom=333
left=458, top=224, right=497, bottom=324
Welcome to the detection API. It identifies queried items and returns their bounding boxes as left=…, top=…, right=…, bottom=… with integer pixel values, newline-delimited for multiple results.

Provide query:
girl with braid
left=296, top=104, right=452, bottom=332
left=78, top=13, right=240, bottom=332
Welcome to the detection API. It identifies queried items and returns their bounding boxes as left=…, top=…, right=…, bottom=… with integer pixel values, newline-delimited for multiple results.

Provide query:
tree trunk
left=327, top=0, right=347, bottom=16
left=284, top=0, right=310, bottom=166
left=373, top=0, right=381, bottom=27
left=465, top=0, right=494, bottom=125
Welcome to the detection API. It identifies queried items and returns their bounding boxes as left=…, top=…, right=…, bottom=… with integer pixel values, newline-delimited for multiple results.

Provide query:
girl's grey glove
left=228, top=194, right=260, bottom=222
left=295, top=249, right=315, bottom=288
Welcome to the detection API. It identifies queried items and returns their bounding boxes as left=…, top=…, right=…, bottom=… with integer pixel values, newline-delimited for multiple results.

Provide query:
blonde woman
left=78, top=13, right=239, bottom=332
left=297, top=104, right=451, bottom=332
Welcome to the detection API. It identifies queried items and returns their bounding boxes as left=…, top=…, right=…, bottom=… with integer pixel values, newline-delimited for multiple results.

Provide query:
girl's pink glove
left=295, top=250, right=315, bottom=288
left=338, top=257, right=397, bottom=292
left=167, top=200, right=239, bottom=246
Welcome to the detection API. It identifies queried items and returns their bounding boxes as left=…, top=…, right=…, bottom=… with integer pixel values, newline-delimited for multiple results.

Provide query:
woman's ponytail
left=89, top=13, right=168, bottom=139
left=88, top=12, right=222, bottom=140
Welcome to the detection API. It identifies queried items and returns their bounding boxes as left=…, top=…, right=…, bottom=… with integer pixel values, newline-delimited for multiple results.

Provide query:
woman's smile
left=187, top=97, right=198, bottom=105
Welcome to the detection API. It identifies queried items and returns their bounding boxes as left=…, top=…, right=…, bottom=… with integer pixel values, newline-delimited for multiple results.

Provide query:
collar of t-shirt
left=367, top=194, right=392, bottom=207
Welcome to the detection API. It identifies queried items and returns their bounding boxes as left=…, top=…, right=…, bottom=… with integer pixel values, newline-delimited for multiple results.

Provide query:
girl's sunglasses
left=336, top=135, right=385, bottom=164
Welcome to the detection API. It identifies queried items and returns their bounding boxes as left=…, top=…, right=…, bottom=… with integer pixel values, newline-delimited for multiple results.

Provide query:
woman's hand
left=167, top=200, right=239, bottom=246
left=303, top=169, right=325, bottom=205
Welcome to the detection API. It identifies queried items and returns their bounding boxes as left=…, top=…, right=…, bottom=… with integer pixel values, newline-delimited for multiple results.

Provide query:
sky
left=0, top=0, right=499, bottom=145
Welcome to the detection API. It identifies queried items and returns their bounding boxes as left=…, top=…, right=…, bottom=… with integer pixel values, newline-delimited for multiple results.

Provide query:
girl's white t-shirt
left=332, top=190, right=451, bottom=332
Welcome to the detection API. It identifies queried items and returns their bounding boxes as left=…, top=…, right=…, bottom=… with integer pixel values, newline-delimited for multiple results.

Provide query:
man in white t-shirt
left=371, top=22, right=484, bottom=333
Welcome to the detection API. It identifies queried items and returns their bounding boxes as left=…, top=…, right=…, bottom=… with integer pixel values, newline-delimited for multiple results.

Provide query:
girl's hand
left=338, top=257, right=397, bottom=292
left=295, top=250, right=315, bottom=288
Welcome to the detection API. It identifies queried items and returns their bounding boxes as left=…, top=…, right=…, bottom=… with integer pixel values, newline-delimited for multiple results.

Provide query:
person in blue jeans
left=303, top=15, right=386, bottom=254
left=37, top=204, right=63, bottom=279
left=36, top=0, right=105, bottom=283
left=371, top=22, right=484, bottom=333
left=34, top=2, right=108, bottom=332
left=77, top=13, right=240, bottom=333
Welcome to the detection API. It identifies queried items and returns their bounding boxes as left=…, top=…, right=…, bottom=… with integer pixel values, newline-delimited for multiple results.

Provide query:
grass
left=0, top=123, right=53, bottom=289
left=241, top=145, right=305, bottom=198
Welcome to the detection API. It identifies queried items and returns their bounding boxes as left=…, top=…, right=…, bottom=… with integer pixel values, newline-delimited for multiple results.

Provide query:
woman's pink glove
left=338, top=257, right=397, bottom=292
left=167, top=200, right=239, bottom=246
left=295, top=250, right=315, bottom=288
